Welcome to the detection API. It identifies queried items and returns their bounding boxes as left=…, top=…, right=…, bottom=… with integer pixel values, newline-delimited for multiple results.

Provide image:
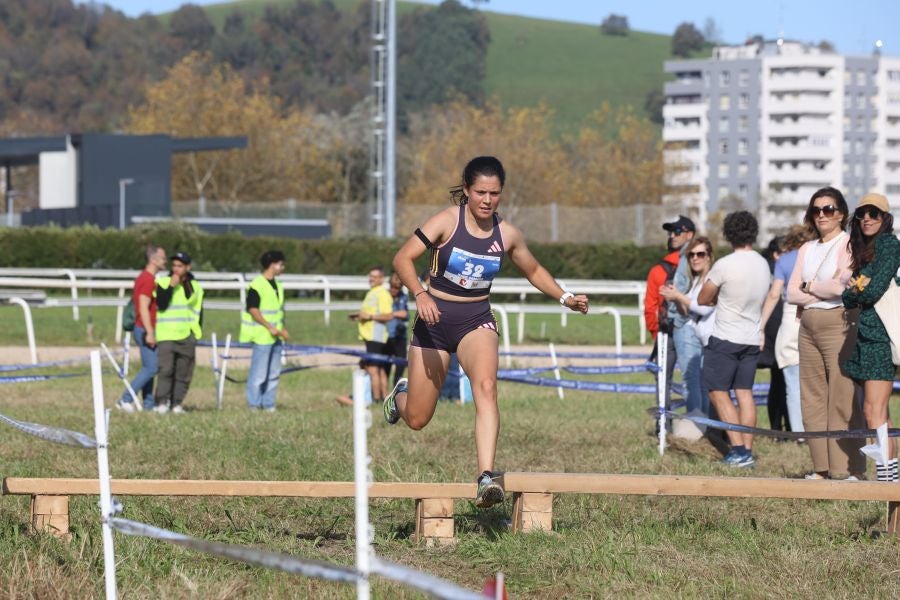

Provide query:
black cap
left=169, top=251, right=192, bottom=265
left=662, top=215, right=696, bottom=234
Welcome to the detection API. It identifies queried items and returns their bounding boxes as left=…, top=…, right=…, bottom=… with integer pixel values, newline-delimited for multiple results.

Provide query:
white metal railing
left=0, top=270, right=649, bottom=346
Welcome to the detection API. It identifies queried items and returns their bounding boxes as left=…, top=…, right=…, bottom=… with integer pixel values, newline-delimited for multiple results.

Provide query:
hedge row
left=0, top=223, right=669, bottom=281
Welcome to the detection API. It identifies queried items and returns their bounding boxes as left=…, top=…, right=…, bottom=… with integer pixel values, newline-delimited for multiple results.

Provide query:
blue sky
left=93, top=0, right=896, bottom=56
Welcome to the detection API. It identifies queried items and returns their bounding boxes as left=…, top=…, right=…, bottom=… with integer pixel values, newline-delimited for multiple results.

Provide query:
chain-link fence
left=174, top=200, right=679, bottom=244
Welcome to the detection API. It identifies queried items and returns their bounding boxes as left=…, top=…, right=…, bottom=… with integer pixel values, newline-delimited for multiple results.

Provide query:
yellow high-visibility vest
left=240, top=276, right=285, bottom=344
left=155, top=276, right=204, bottom=342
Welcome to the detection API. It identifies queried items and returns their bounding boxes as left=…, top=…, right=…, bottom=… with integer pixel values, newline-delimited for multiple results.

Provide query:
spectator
left=384, top=272, right=410, bottom=387
left=698, top=211, right=770, bottom=467
left=349, top=266, right=394, bottom=403
left=759, top=225, right=814, bottom=437
left=758, top=236, right=789, bottom=433
left=154, top=251, right=204, bottom=414
left=787, top=187, right=865, bottom=480
left=645, top=215, right=695, bottom=406
left=841, top=192, right=900, bottom=481
left=116, top=244, right=166, bottom=412
left=659, top=235, right=715, bottom=416
left=240, top=250, right=289, bottom=412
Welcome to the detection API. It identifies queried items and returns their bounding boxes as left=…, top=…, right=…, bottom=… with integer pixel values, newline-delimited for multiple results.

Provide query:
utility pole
left=370, top=0, right=396, bottom=238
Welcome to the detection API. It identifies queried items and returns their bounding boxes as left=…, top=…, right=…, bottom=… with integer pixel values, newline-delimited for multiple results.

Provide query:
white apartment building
left=663, top=40, right=900, bottom=239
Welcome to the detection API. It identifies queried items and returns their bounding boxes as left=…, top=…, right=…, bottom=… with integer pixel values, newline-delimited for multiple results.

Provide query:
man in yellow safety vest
left=240, top=250, right=289, bottom=411
left=154, top=251, right=204, bottom=414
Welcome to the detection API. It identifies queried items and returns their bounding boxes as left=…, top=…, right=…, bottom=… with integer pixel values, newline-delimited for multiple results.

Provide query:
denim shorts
left=411, top=296, right=498, bottom=353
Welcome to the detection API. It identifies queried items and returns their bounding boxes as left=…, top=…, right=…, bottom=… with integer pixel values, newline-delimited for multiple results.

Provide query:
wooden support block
left=888, top=501, right=898, bottom=537
left=30, top=495, right=70, bottom=538
left=511, top=492, right=553, bottom=533
left=414, top=498, right=456, bottom=546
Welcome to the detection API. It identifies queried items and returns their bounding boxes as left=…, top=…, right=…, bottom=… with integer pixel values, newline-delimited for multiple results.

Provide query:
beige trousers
left=798, top=307, right=865, bottom=477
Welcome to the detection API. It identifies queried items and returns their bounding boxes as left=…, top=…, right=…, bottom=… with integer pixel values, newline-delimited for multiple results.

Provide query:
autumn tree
left=399, top=99, right=568, bottom=222
left=126, top=53, right=348, bottom=204
left=567, top=104, right=668, bottom=207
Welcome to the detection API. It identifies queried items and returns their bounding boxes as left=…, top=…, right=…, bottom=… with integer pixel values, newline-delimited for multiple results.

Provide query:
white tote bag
left=874, top=271, right=900, bottom=366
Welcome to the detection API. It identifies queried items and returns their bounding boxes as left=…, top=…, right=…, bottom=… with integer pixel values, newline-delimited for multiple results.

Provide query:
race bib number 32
left=442, top=247, right=502, bottom=290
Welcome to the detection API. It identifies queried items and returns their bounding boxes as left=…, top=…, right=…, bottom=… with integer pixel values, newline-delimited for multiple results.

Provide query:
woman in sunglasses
left=841, top=193, right=900, bottom=481
left=660, top=236, right=715, bottom=416
left=787, top=187, right=865, bottom=480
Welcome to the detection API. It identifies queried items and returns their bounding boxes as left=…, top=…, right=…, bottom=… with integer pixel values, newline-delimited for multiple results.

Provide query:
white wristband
left=559, top=292, right=574, bottom=305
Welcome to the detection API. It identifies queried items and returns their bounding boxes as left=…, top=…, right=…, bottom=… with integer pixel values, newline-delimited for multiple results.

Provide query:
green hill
left=170, top=0, right=674, bottom=131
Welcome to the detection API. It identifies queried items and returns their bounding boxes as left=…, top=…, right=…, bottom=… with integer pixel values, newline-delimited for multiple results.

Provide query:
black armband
left=414, top=228, right=435, bottom=249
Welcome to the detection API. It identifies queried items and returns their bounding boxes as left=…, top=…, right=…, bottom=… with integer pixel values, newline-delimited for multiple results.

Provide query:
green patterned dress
left=841, top=232, right=900, bottom=381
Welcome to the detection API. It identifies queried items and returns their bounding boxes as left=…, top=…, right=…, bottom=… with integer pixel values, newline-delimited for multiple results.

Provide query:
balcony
left=763, top=186, right=824, bottom=207
left=764, top=143, right=836, bottom=161
left=764, top=165, right=837, bottom=184
left=664, top=103, right=705, bottom=119
left=663, top=124, right=704, bottom=143
left=766, top=96, right=835, bottom=115
left=767, top=73, right=837, bottom=93
left=766, top=119, right=835, bottom=138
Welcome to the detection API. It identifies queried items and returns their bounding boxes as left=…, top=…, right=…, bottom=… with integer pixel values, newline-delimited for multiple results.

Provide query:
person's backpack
left=122, top=299, right=136, bottom=332
left=657, top=260, right=677, bottom=335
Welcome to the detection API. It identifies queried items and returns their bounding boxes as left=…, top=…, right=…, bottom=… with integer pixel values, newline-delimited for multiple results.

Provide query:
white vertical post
left=8, top=297, right=38, bottom=364
left=549, top=343, right=564, bottom=400
left=61, top=269, right=79, bottom=321
left=114, top=287, right=126, bottom=344
left=90, top=350, right=117, bottom=600
left=217, top=334, right=232, bottom=410
left=457, top=360, right=466, bottom=404
left=352, top=369, right=372, bottom=599
left=211, top=332, right=220, bottom=405
left=657, top=332, right=668, bottom=456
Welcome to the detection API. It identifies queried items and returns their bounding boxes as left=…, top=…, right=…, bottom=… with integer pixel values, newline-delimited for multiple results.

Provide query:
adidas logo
left=478, top=321, right=497, bottom=331
left=488, top=241, right=503, bottom=253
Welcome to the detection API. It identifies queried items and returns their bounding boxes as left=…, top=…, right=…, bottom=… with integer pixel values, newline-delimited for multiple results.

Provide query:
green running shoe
left=383, top=378, right=406, bottom=425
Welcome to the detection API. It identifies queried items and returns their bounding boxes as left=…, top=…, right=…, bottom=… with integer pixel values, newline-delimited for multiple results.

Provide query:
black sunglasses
left=809, top=204, right=838, bottom=218
left=688, top=251, right=708, bottom=258
left=854, top=206, right=884, bottom=220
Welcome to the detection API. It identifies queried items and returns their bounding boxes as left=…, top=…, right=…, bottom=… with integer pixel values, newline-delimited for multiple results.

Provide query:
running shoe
left=474, top=471, right=504, bottom=508
left=721, top=449, right=744, bottom=465
left=383, top=377, right=406, bottom=425
left=734, top=452, right=755, bottom=468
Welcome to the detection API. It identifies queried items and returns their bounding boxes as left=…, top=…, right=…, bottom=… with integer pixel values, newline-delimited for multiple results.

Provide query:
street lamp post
left=118, top=178, right=134, bottom=230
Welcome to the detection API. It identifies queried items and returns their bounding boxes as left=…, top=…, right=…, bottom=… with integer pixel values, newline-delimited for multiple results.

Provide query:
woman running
left=384, top=156, right=589, bottom=508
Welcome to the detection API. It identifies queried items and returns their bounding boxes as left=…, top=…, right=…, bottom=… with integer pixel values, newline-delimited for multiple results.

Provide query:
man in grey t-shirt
left=698, top=211, right=770, bottom=468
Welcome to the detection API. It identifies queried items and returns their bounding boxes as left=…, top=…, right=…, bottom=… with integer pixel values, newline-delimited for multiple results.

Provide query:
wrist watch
left=559, top=292, right=575, bottom=305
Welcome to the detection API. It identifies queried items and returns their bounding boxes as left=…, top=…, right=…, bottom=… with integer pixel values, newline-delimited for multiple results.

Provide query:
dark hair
left=722, top=210, right=758, bottom=247
left=368, top=265, right=385, bottom=275
left=144, top=244, right=162, bottom=263
left=848, top=211, right=895, bottom=273
left=804, top=186, right=849, bottom=234
left=260, top=250, right=285, bottom=269
left=449, top=156, right=506, bottom=205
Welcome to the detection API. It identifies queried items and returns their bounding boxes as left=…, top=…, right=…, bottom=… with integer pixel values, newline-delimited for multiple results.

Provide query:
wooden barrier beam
left=2, top=478, right=473, bottom=499
left=500, top=473, right=900, bottom=502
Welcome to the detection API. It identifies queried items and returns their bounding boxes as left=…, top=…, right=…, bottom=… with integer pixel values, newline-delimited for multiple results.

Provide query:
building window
left=719, top=117, right=730, bottom=133
left=719, top=141, right=729, bottom=155
left=738, top=184, right=748, bottom=198
left=857, top=69, right=866, bottom=85
left=857, top=93, right=866, bottom=109
left=739, top=93, right=750, bottom=109
left=720, top=71, right=730, bottom=86
left=718, top=185, right=729, bottom=199
left=738, top=115, right=749, bottom=132
left=844, top=71, right=851, bottom=84
left=889, top=70, right=900, bottom=83
left=719, top=164, right=730, bottom=177
left=719, top=95, right=731, bottom=110
left=739, top=70, right=749, bottom=86
left=738, top=162, right=749, bottom=176
left=738, top=139, right=748, bottom=155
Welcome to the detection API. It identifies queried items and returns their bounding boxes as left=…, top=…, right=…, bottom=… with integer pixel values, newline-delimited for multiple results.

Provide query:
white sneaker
left=263, top=407, right=276, bottom=413
left=171, top=405, right=185, bottom=414
left=115, top=399, right=136, bottom=413
left=154, top=404, right=170, bottom=414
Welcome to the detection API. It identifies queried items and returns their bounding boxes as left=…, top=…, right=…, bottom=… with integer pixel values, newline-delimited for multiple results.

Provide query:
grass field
left=1, top=303, right=899, bottom=597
